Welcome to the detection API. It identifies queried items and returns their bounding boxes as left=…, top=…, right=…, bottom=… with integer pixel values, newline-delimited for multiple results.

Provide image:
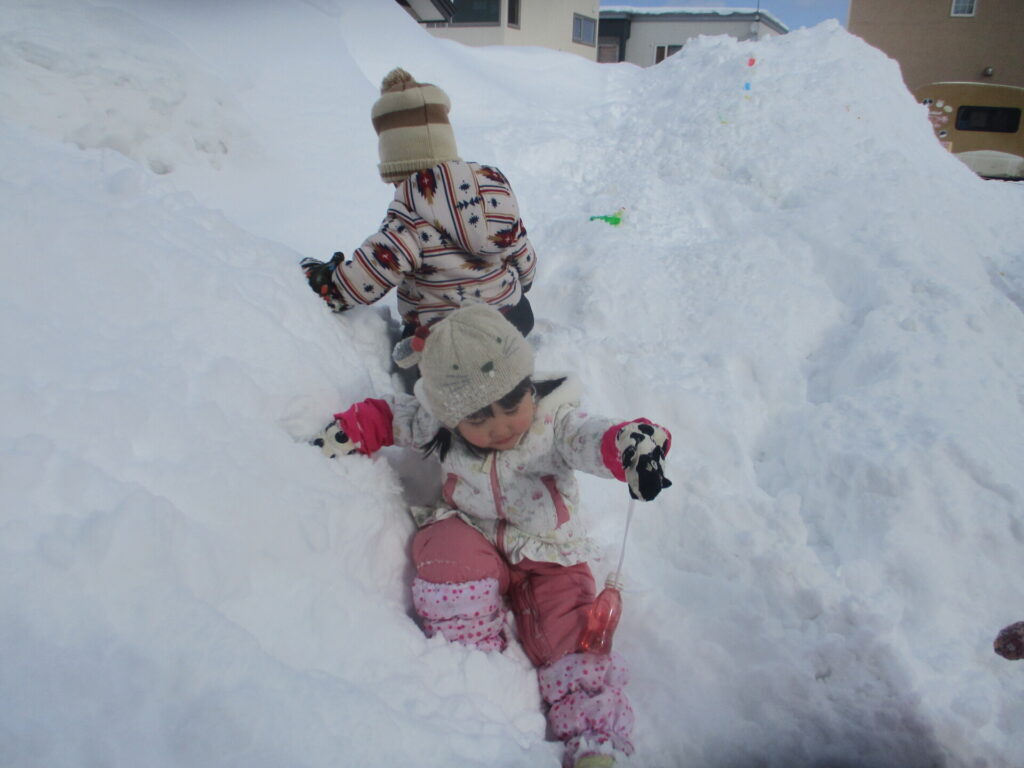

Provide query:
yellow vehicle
left=915, top=82, right=1024, bottom=180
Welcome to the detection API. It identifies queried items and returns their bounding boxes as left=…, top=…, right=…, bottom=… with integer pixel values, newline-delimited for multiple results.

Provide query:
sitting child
left=301, top=68, right=537, bottom=339
left=312, top=304, right=671, bottom=768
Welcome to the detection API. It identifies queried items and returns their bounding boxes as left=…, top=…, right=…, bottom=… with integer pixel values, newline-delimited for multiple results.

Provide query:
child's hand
left=616, top=421, right=672, bottom=501
left=300, top=253, right=348, bottom=312
left=311, top=421, right=362, bottom=458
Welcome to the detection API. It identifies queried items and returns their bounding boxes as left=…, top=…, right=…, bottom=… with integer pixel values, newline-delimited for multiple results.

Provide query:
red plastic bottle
left=578, top=575, right=623, bottom=654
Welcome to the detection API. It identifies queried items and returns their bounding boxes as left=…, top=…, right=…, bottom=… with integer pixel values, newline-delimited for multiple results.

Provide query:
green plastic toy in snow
left=589, top=208, right=625, bottom=226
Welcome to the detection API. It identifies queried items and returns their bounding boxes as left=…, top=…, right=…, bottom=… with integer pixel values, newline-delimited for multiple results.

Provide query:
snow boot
left=411, top=576, right=506, bottom=652
left=538, top=651, right=634, bottom=767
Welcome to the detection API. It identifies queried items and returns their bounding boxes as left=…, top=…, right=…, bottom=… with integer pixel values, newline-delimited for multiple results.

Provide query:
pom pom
left=381, top=68, right=415, bottom=93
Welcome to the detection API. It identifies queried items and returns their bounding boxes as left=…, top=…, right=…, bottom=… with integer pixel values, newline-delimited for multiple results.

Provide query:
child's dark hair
left=421, top=376, right=565, bottom=460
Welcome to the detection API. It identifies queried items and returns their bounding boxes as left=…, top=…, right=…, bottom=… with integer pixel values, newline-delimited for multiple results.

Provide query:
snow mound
left=1, top=1, right=1023, bottom=766
left=0, top=0, right=256, bottom=174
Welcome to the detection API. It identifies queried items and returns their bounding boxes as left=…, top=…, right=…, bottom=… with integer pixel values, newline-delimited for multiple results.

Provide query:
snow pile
left=0, top=1, right=256, bottom=175
left=1, top=1, right=1022, bottom=766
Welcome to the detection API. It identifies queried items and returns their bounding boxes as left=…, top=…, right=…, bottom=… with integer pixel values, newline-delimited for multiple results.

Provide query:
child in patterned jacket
left=312, top=304, right=672, bottom=768
left=300, top=68, right=537, bottom=339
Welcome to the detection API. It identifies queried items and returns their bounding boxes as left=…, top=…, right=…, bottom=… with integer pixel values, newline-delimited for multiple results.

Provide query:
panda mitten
left=616, top=421, right=672, bottom=501
left=312, top=421, right=361, bottom=459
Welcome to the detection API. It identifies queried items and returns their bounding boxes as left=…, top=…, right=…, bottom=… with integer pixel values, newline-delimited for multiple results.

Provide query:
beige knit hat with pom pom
left=371, top=68, right=461, bottom=184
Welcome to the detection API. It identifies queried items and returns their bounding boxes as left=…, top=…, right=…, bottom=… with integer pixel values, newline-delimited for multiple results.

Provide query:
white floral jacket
left=386, top=375, right=625, bottom=566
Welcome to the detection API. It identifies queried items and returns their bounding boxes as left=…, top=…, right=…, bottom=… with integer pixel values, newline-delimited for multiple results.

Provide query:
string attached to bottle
left=578, top=498, right=636, bottom=654
left=611, top=497, right=636, bottom=588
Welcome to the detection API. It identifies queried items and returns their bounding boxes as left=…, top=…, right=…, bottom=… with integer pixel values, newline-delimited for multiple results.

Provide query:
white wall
left=427, top=0, right=600, bottom=61
left=623, top=18, right=781, bottom=67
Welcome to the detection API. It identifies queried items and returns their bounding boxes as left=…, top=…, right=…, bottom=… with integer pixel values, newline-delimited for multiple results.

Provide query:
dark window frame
left=950, top=0, right=976, bottom=17
left=654, top=44, right=683, bottom=64
left=573, top=13, right=597, bottom=46
left=451, top=0, right=500, bottom=25
left=955, top=105, right=1021, bottom=133
left=507, top=0, right=520, bottom=28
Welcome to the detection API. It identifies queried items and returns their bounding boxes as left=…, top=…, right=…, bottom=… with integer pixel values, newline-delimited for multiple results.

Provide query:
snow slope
left=1, top=1, right=1023, bottom=766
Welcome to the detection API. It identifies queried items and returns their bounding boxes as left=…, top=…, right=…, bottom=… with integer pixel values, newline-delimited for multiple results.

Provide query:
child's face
left=456, top=391, right=536, bottom=451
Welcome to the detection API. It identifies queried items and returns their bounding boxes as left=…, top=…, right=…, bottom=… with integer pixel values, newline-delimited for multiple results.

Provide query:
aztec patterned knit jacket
left=328, top=160, right=537, bottom=329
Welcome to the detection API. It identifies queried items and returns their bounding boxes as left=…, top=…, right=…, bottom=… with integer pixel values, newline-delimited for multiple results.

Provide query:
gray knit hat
left=371, top=68, right=461, bottom=184
left=394, top=304, right=535, bottom=428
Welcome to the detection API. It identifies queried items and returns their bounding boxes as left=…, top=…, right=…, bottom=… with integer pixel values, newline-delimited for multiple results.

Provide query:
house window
left=956, top=105, right=1021, bottom=133
left=573, top=14, right=596, bottom=46
left=508, top=0, right=520, bottom=28
left=655, top=45, right=682, bottom=64
left=950, top=0, right=976, bottom=16
left=452, top=0, right=499, bottom=24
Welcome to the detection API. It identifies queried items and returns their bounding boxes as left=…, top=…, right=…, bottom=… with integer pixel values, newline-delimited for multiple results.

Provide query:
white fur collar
left=533, top=372, right=581, bottom=417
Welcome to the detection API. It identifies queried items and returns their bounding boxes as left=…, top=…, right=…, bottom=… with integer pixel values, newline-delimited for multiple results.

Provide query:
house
left=413, top=0, right=602, bottom=61
left=847, top=0, right=1024, bottom=90
left=598, top=6, right=788, bottom=67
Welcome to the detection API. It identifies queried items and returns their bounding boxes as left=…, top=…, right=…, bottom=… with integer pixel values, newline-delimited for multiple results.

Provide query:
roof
left=396, top=0, right=454, bottom=23
left=600, top=5, right=788, bottom=34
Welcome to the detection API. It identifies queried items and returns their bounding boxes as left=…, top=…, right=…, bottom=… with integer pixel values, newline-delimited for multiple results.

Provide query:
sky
left=599, top=0, right=851, bottom=30
left=2, top=0, right=1023, bottom=766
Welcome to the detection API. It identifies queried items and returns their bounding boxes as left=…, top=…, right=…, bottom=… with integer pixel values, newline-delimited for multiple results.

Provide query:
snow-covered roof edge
left=600, top=6, right=789, bottom=33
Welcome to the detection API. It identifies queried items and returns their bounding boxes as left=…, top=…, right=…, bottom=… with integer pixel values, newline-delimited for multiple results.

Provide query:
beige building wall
left=431, top=23, right=507, bottom=46
left=427, top=0, right=600, bottom=61
left=515, top=0, right=600, bottom=58
left=848, top=0, right=1024, bottom=90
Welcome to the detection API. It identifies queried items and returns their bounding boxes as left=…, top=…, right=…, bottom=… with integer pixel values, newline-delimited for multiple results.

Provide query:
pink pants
left=412, top=516, right=596, bottom=666
left=411, top=518, right=635, bottom=764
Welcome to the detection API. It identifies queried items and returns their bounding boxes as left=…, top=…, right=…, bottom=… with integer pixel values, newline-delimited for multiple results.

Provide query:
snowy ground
left=2, top=1, right=1023, bottom=766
